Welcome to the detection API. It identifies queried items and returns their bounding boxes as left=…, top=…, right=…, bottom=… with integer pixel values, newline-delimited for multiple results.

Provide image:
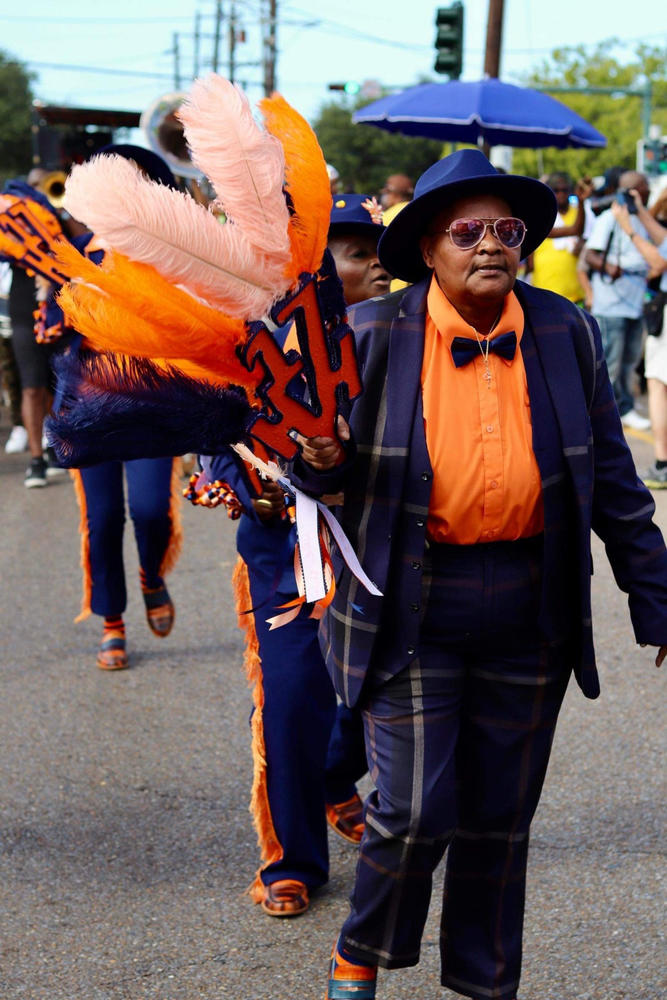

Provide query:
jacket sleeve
left=201, top=449, right=263, bottom=522
left=586, top=316, right=667, bottom=645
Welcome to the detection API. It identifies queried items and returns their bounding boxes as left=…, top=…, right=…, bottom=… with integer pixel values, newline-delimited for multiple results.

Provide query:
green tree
left=313, top=97, right=444, bottom=195
left=0, top=51, right=35, bottom=184
left=512, top=40, right=667, bottom=180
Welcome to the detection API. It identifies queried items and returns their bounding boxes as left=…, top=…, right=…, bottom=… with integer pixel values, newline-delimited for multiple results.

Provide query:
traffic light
left=637, top=136, right=667, bottom=176
left=328, top=81, right=361, bottom=95
left=434, top=3, right=464, bottom=79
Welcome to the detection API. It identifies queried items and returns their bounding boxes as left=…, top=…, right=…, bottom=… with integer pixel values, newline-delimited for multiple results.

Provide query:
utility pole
left=172, top=32, right=181, bottom=89
left=228, top=0, right=237, bottom=84
left=483, top=0, right=504, bottom=79
left=193, top=10, right=201, bottom=79
left=263, top=0, right=278, bottom=96
left=212, top=0, right=223, bottom=73
left=482, top=0, right=504, bottom=155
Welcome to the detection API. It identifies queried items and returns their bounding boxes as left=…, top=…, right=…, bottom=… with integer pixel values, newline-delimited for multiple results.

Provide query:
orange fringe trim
left=232, top=556, right=283, bottom=901
left=70, top=469, right=93, bottom=623
left=159, top=458, right=184, bottom=578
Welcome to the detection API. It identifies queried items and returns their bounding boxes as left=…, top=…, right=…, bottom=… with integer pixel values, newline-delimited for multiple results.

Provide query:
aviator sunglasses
left=435, top=217, right=527, bottom=250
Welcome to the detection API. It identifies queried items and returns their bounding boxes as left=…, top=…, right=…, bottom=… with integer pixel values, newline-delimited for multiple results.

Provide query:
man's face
left=420, top=194, right=521, bottom=313
left=549, top=178, right=571, bottom=212
left=328, top=231, right=391, bottom=305
left=619, top=171, right=650, bottom=206
left=380, top=174, right=412, bottom=210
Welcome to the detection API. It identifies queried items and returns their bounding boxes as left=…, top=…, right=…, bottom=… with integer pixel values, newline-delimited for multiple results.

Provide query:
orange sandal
left=142, top=585, right=175, bottom=638
left=96, top=631, right=129, bottom=671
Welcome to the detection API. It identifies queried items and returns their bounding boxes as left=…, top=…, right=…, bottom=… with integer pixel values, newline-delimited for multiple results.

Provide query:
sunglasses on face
left=435, top=217, right=527, bottom=250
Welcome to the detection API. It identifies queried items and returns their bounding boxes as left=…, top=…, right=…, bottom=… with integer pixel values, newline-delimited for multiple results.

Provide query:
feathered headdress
left=47, top=75, right=357, bottom=470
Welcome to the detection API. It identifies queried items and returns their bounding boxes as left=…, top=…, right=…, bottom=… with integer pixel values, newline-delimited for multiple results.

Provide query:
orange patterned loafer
left=326, top=793, right=364, bottom=845
left=260, top=879, right=309, bottom=918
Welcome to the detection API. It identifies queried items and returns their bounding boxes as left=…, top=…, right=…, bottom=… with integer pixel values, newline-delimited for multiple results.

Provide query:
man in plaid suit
left=292, top=149, right=667, bottom=1000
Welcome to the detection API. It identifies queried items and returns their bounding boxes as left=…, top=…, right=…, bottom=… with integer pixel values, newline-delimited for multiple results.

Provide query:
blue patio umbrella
left=353, top=78, right=606, bottom=149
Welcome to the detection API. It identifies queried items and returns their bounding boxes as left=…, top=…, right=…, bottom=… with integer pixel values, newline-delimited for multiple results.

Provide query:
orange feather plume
left=259, top=93, right=331, bottom=280
left=54, top=241, right=257, bottom=390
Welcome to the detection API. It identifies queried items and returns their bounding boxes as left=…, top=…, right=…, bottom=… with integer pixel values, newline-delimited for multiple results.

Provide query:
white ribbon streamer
left=292, top=484, right=383, bottom=603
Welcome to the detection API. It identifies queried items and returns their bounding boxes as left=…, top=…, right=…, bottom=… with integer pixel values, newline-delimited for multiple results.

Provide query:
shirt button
left=407, top=646, right=416, bottom=656
left=490, top=480, right=498, bottom=489
left=410, top=603, right=420, bottom=612
left=411, top=561, right=421, bottom=570
left=416, top=519, right=424, bottom=527
left=486, top=424, right=494, bottom=433
left=421, top=472, right=431, bottom=481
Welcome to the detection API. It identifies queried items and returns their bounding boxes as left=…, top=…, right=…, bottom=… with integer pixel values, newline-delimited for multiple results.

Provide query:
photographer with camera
left=612, top=187, right=667, bottom=488
left=584, top=171, right=652, bottom=430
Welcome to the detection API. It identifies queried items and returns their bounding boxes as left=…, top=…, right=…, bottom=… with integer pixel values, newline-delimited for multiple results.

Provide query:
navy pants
left=341, top=537, right=571, bottom=1000
left=244, top=520, right=368, bottom=891
left=80, top=457, right=174, bottom=618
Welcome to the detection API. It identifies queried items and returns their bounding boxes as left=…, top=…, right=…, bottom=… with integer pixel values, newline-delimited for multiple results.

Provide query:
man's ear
left=420, top=234, right=434, bottom=270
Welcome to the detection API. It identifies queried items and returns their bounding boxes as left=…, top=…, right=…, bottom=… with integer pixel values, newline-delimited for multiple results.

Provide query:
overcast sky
left=1, top=0, right=664, bottom=125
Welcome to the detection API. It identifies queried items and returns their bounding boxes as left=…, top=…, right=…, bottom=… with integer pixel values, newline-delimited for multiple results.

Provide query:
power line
left=26, top=61, right=174, bottom=80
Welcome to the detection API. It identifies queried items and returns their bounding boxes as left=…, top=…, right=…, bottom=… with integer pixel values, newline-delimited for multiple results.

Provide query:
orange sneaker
left=326, top=793, right=364, bottom=844
left=260, top=879, right=309, bottom=917
left=327, top=939, right=377, bottom=998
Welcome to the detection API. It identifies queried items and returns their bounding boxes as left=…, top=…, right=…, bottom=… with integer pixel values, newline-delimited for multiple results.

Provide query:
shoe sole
left=25, top=479, right=48, bottom=488
left=260, top=899, right=309, bottom=917
left=96, top=653, right=129, bottom=670
left=643, top=479, right=667, bottom=489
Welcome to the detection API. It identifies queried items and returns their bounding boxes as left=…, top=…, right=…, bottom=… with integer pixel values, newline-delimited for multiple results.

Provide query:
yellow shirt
left=422, top=277, right=544, bottom=544
left=531, top=204, right=584, bottom=302
left=382, top=201, right=410, bottom=292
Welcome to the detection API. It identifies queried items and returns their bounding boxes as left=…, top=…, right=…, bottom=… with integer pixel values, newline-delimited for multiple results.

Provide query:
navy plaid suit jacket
left=294, top=278, right=667, bottom=707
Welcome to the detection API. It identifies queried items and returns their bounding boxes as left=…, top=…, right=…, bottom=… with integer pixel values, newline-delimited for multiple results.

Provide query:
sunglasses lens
left=495, top=218, right=525, bottom=247
left=449, top=219, right=485, bottom=248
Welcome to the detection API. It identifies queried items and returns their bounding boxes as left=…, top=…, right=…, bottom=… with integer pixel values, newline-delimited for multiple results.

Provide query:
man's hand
left=292, top=415, right=350, bottom=472
left=640, top=644, right=666, bottom=668
left=575, top=176, right=594, bottom=201
left=611, top=199, right=633, bottom=235
left=251, top=480, right=286, bottom=521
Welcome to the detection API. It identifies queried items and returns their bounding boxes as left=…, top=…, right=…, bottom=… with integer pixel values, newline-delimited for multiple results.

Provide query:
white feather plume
left=63, top=154, right=291, bottom=319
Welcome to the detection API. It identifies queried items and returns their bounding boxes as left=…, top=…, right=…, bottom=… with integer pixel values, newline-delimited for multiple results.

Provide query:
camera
left=615, top=189, right=638, bottom=214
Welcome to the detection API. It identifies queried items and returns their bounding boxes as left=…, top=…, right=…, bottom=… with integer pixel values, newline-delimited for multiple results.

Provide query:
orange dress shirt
left=422, top=276, right=544, bottom=544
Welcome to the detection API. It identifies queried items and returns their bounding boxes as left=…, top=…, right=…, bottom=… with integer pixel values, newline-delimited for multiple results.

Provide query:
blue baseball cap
left=329, top=193, right=385, bottom=238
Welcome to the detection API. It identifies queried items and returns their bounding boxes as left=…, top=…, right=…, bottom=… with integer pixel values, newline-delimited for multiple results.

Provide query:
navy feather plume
left=47, top=349, right=254, bottom=466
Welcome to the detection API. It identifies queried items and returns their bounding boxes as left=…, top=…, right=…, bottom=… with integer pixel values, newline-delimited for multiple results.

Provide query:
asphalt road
left=0, top=415, right=665, bottom=1000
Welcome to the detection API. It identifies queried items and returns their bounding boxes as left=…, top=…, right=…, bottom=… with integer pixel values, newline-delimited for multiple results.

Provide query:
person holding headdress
left=289, top=149, right=667, bottom=1000
left=201, top=193, right=390, bottom=918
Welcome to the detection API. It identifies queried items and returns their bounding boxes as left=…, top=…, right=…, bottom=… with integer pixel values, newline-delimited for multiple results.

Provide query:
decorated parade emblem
left=241, top=252, right=362, bottom=460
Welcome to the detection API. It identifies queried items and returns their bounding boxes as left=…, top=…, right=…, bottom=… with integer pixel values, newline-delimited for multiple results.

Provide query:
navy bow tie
left=450, top=330, right=517, bottom=369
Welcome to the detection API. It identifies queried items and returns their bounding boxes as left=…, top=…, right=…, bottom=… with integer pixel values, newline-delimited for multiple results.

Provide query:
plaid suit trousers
left=341, top=536, right=571, bottom=1000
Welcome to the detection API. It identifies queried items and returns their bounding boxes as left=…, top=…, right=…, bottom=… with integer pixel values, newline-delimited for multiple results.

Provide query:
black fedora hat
left=378, top=148, right=557, bottom=283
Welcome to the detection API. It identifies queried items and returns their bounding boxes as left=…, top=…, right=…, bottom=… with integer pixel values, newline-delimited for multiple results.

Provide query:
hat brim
left=378, top=174, right=557, bottom=283
left=328, top=221, right=385, bottom=240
